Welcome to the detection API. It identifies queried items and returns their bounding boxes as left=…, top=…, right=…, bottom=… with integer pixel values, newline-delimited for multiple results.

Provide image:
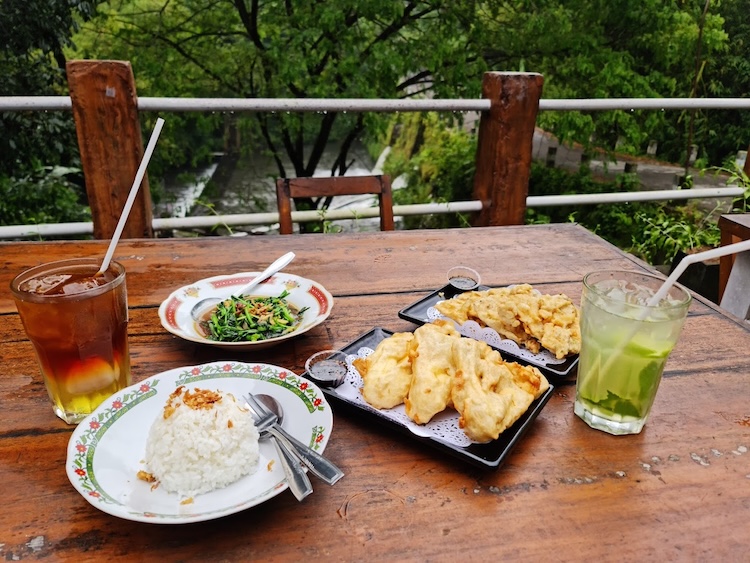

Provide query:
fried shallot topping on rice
left=162, top=386, right=223, bottom=419
left=137, top=470, right=157, bottom=483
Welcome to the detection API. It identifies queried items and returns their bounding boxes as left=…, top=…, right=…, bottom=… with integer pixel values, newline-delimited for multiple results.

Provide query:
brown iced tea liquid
left=12, top=260, right=131, bottom=423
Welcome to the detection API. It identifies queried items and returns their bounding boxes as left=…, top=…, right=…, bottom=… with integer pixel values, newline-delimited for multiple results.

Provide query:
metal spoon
left=244, top=394, right=312, bottom=501
left=189, top=251, right=295, bottom=321
left=255, top=393, right=344, bottom=485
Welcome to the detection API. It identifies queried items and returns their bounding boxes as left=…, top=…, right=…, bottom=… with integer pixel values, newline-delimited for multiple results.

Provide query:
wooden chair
left=275, top=175, right=395, bottom=234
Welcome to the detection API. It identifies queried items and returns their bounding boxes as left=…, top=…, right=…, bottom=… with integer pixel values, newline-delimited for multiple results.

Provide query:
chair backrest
left=275, top=175, right=395, bottom=234
left=719, top=250, right=750, bottom=321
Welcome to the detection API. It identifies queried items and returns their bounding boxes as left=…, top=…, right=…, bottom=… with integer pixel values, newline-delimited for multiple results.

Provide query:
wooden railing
left=61, top=61, right=543, bottom=239
left=3, top=59, right=750, bottom=239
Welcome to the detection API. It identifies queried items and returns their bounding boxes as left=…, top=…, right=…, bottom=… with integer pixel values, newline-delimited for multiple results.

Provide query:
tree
left=71, top=0, right=748, bottom=177
left=72, top=0, right=489, bottom=180
left=0, top=0, right=101, bottom=177
left=479, top=0, right=729, bottom=164
left=701, top=0, right=750, bottom=166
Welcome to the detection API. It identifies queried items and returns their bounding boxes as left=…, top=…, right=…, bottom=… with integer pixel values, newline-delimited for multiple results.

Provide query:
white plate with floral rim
left=66, top=361, right=334, bottom=524
left=158, top=272, right=334, bottom=350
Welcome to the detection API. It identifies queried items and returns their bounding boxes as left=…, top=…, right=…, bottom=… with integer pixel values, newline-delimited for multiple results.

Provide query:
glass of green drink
left=574, top=270, right=691, bottom=435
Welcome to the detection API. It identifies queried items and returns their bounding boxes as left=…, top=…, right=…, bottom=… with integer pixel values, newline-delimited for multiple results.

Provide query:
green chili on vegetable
left=200, top=290, right=309, bottom=342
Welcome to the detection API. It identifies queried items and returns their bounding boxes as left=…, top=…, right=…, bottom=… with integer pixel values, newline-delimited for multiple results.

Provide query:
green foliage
left=0, top=0, right=101, bottom=177
left=528, top=163, right=653, bottom=249
left=384, top=114, right=476, bottom=229
left=385, top=117, right=725, bottom=263
left=71, top=0, right=489, bottom=180
left=629, top=204, right=721, bottom=265
left=5, top=0, right=749, bottom=246
left=1, top=0, right=99, bottom=58
left=0, top=167, right=91, bottom=228
left=527, top=163, right=720, bottom=265
left=702, top=162, right=750, bottom=213
left=138, top=113, right=225, bottom=181
left=188, top=200, right=236, bottom=236
left=0, top=0, right=102, bottom=227
left=481, top=0, right=730, bottom=164
left=0, top=106, right=80, bottom=179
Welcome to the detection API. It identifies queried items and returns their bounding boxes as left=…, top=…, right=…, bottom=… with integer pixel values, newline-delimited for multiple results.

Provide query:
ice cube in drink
left=11, top=258, right=131, bottom=424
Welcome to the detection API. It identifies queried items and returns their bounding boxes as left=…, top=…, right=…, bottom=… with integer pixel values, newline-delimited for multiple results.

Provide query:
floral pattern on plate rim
left=69, top=362, right=329, bottom=506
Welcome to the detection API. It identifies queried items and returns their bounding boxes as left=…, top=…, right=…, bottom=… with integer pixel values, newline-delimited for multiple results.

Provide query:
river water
left=157, top=141, right=385, bottom=234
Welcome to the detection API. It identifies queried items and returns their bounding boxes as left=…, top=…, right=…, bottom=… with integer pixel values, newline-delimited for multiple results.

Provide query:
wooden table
left=1, top=224, right=749, bottom=560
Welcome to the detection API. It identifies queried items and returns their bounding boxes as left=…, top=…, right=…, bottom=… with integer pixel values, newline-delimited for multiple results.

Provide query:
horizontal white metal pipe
left=0, top=202, right=478, bottom=239
left=0, top=191, right=740, bottom=240
left=136, top=98, right=489, bottom=113
left=540, top=98, right=750, bottom=111
left=394, top=201, right=483, bottom=215
left=4, top=96, right=750, bottom=113
left=152, top=201, right=483, bottom=230
left=0, top=221, right=94, bottom=239
left=526, top=186, right=743, bottom=206
left=0, top=96, right=73, bottom=111
left=0, top=96, right=487, bottom=113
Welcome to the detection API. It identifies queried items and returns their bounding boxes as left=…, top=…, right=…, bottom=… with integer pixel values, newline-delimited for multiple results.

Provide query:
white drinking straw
left=648, top=238, right=750, bottom=306
left=597, top=238, right=750, bottom=377
left=97, top=117, right=165, bottom=276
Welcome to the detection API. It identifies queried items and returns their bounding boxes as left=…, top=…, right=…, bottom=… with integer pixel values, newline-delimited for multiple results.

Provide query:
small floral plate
left=158, top=272, right=334, bottom=350
left=66, top=361, right=334, bottom=524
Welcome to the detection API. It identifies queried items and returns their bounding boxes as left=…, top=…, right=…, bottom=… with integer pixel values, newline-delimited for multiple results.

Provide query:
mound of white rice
left=143, top=386, right=260, bottom=497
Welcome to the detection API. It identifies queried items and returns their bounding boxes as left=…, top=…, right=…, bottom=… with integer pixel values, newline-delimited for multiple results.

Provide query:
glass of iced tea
left=10, top=257, right=131, bottom=424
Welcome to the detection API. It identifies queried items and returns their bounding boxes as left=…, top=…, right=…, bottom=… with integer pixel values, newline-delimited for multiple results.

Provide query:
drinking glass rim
left=583, top=269, right=692, bottom=310
left=10, top=257, right=125, bottom=302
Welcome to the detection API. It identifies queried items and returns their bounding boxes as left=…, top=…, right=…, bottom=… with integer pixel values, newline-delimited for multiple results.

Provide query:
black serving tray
left=327, top=327, right=554, bottom=469
left=398, top=284, right=579, bottom=381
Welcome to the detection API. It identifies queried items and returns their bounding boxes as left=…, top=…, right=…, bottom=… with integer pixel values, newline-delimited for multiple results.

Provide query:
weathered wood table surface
left=1, top=224, right=748, bottom=560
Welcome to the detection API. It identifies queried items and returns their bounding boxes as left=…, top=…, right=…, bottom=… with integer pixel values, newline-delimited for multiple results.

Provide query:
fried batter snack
left=353, top=319, right=550, bottom=441
left=354, top=331, right=415, bottom=410
left=435, top=284, right=580, bottom=359
left=404, top=320, right=460, bottom=424
left=451, top=337, right=549, bottom=442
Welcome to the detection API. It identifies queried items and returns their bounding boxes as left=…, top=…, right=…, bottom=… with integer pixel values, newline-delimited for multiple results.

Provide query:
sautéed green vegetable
left=200, top=290, right=309, bottom=342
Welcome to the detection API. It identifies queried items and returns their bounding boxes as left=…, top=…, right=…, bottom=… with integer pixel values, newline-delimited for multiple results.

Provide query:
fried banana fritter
left=354, top=331, right=415, bottom=410
left=451, top=337, right=549, bottom=442
left=353, top=319, right=550, bottom=442
left=435, top=284, right=580, bottom=359
left=404, top=320, right=460, bottom=424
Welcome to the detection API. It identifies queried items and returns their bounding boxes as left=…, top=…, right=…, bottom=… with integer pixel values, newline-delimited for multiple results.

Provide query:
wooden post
left=472, top=72, right=544, bottom=226
left=66, top=60, right=154, bottom=239
left=744, top=144, right=750, bottom=178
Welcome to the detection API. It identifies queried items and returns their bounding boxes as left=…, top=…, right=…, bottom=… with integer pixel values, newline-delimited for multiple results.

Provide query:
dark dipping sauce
left=449, top=276, right=479, bottom=290
left=309, top=359, right=348, bottom=387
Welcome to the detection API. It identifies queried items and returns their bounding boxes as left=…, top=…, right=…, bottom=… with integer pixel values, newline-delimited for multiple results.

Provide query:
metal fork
left=244, top=393, right=344, bottom=486
left=244, top=395, right=312, bottom=501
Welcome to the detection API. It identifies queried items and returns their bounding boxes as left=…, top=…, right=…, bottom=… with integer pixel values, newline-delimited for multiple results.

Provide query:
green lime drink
left=574, top=271, right=691, bottom=435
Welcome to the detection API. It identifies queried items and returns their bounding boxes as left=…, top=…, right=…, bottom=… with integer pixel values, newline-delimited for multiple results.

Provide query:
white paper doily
left=342, top=349, right=474, bottom=448
left=426, top=306, right=566, bottom=366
